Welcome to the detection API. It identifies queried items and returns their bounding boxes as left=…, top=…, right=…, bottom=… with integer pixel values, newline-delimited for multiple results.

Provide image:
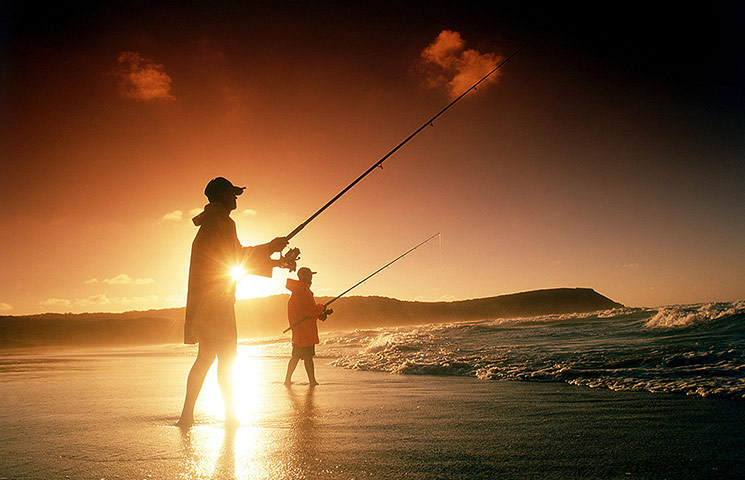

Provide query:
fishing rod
left=284, top=42, right=528, bottom=242
left=282, top=232, right=440, bottom=333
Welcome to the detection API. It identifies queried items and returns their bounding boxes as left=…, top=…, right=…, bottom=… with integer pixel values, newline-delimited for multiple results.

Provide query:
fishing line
left=283, top=232, right=441, bottom=333
left=437, top=234, right=458, bottom=322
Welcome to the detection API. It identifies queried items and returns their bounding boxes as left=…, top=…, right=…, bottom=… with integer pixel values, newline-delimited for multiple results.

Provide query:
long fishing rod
left=282, top=232, right=440, bottom=333
left=284, top=42, right=528, bottom=241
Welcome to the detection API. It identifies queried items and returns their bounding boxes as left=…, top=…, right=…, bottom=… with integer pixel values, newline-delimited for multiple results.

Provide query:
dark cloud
left=417, top=30, right=504, bottom=99
left=116, top=51, right=174, bottom=101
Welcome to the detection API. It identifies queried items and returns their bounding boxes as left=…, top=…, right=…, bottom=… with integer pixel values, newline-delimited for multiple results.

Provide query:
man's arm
left=296, top=289, right=325, bottom=319
left=241, top=237, right=289, bottom=278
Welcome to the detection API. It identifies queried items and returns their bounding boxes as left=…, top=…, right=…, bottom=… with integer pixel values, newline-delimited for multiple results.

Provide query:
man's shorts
left=199, top=337, right=237, bottom=359
left=291, top=344, right=315, bottom=360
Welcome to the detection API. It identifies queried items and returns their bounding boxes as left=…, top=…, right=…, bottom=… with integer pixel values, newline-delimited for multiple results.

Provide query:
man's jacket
left=184, top=202, right=272, bottom=344
left=286, top=278, right=325, bottom=347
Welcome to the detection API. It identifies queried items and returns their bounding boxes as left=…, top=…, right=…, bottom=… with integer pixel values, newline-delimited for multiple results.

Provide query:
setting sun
left=235, top=271, right=288, bottom=300
left=232, top=265, right=286, bottom=299
left=231, top=266, right=246, bottom=282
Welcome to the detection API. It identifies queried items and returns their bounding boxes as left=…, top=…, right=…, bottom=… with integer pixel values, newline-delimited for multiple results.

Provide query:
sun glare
left=235, top=271, right=287, bottom=299
left=231, top=266, right=246, bottom=282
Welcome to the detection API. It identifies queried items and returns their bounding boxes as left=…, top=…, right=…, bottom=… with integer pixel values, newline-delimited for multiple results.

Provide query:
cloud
left=0, top=303, right=13, bottom=312
left=40, top=294, right=160, bottom=311
left=125, top=295, right=159, bottom=304
left=40, top=295, right=112, bottom=309
left=77, top=294, right=158, bottom=307
left=39, top=298, right=73, bottom=308
left=166, top=294, right=185, bottom=304
left=84, top=278, right=99, bottom=284
left=417, top=30, right=503, bottom=99
left=161, top=210, right=184, bottom=222
left=116, top=51, right=175, bottom=101
left=102, top=274, right=155, bottom=285
left=241, top=209, right=257, bottom=217
left=162, top=209, right=209, bottom=223
left=80, top=294, right=112, bottom=306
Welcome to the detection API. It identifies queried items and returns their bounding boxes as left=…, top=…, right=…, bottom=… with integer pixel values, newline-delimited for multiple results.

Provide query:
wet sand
left=1, top=346, right=744, bottom=479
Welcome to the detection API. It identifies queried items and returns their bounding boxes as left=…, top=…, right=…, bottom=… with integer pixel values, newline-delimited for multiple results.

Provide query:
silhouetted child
left=284, top=267, right=331, bottom=386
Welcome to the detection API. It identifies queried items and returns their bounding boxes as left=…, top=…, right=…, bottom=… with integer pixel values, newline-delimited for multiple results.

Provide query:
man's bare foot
left=176, top=416, right=193, bottom=429
left=284, top=380, right=292, bottom=386
left=309, top=381, right=319, bottom=387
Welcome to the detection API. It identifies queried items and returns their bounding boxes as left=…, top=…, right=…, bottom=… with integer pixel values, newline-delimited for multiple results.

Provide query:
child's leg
left=303, top=358, right=318, bottom=386
left=285, top=356, right=300, bottom=385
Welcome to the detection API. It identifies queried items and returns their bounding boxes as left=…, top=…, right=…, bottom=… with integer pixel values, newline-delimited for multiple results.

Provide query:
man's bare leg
left=178, top=342, right=217, bottom=427
left=216, top=344, right=237, bottom=425
left=304, top=358, right=318, bottom=386
left=284, top=356, right=300, bottom=386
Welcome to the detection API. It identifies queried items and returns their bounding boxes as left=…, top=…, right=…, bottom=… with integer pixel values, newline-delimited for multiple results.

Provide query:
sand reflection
left=212, top=426, right=237, bottom=479
left=178, top=347, right=299, bottom=479
left=180, top=426, right=229, bottom=479
left=283, top=387, right=319, bottom=477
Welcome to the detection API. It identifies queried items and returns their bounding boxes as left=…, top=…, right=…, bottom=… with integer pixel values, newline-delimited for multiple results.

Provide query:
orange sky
left=3, top=2, right=745, bottom=315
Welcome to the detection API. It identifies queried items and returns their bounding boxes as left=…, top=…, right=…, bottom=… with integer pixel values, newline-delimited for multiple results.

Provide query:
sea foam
left=325, top=301, right=745, bottom=399
left=645, top=301, right=745, bottom=328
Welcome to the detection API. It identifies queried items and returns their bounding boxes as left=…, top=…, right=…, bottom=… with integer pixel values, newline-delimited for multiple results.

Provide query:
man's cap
left=297, top=267, right=317, bottom=277
left=204, top=177, right=245, bottom=198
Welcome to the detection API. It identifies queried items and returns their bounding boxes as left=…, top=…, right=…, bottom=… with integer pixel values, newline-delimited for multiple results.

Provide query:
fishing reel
left=278, top=247, right=301, bottom=272
left=319, top=308, right=333, bottom=322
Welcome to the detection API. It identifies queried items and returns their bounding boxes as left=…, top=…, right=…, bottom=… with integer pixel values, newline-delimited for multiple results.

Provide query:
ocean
left=316, top=300, right=745, bottom=400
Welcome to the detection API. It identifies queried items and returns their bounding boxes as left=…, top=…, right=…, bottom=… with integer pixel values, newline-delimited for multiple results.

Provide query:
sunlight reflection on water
left=0, top=345, right=331, bottom=479
left=177, top=345, right=304, bottom=479
left=197, top=345, right=267, bottom=422
left=179, top=424, right=282, bottom=480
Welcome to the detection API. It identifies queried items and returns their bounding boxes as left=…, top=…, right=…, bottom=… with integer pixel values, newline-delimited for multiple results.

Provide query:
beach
left=1, top=344, right=744, bottom=479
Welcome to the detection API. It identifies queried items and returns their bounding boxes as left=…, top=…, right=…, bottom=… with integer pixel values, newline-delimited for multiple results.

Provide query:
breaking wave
left=323, top=301, right=745, bottom=399
left=645, top=301, right=745, bottom=328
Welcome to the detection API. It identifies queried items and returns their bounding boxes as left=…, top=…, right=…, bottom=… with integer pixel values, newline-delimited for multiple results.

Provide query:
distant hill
left=0, top=288, right=624, bottom=349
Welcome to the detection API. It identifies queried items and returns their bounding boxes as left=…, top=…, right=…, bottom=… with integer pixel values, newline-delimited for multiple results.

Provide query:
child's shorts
left=292, top=344, right=315, bottom=360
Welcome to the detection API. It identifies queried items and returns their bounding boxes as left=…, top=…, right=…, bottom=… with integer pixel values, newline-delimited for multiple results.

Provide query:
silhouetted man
left=284, top=267, right=332, bottom=386
left=178, top=176, right=288, bottom=427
